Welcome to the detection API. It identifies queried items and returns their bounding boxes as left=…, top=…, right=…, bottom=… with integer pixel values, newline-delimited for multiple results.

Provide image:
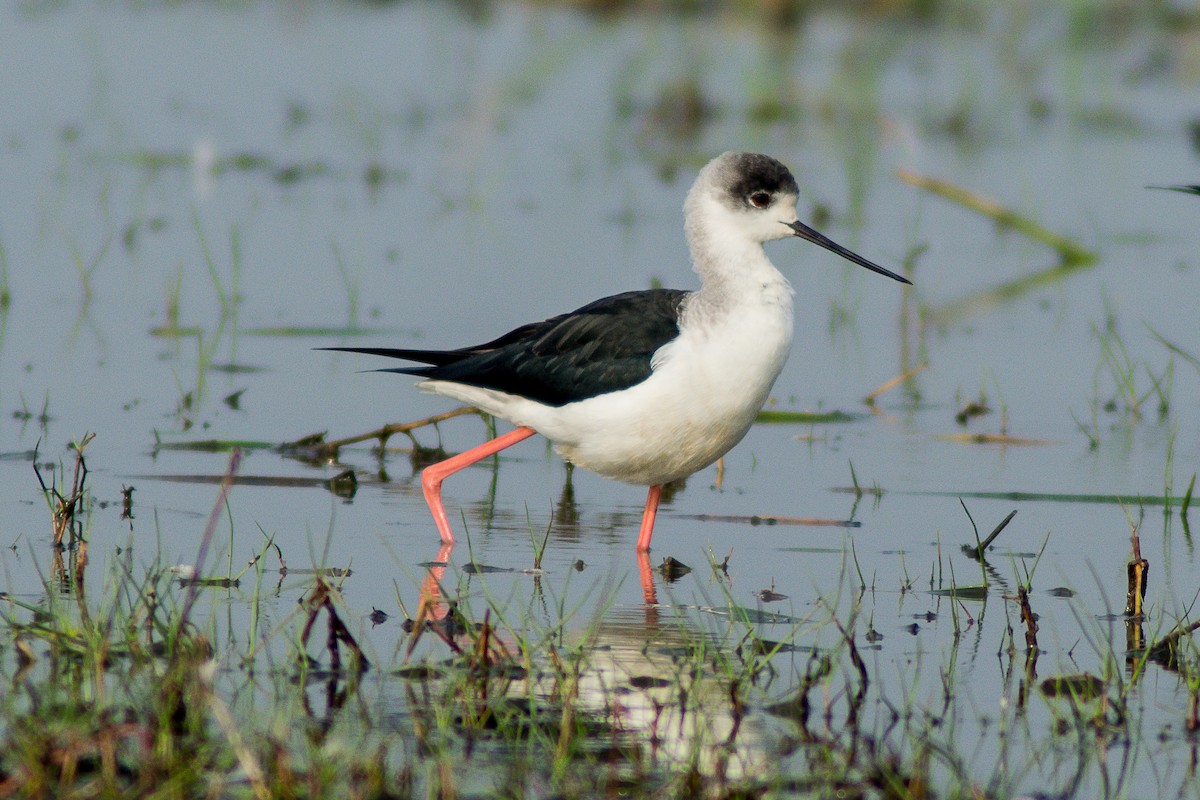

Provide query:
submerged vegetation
left=3, top=429, right=1200, bottom=798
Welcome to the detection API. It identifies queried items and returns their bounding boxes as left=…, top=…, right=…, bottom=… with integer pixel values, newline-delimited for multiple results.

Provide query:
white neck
left=683, top=194, right=794, bottom=318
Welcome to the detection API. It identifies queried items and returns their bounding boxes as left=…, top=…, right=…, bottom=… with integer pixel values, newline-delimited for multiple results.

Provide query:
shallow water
left=2, top=2, right=1199, bottom=796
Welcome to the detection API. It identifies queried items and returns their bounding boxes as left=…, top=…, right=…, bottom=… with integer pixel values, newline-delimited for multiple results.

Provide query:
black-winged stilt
left=327, top=152, right=909, bottom=554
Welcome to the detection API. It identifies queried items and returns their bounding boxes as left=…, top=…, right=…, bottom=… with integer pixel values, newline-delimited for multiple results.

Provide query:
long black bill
left=785, top=220, right=912, bottom=285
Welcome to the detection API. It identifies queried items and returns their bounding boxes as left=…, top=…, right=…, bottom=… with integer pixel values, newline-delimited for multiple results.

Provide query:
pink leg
left=636, top=484, right=663, bottom=552
left=416, top=542, right=455, bottom=623
left=422, top=426, right=536, bottom=544
left=637, top=548, right=658, bottom=607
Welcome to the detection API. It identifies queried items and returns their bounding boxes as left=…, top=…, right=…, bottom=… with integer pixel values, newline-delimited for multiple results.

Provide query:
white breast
left=507, top=284, right=794, bottom=486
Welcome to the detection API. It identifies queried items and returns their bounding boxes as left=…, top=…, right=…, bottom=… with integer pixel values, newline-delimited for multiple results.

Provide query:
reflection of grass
left=192, top=211, right=238, bottom=320
left=936, top=432, right=1053, bottom=445
left=755, top=409, right=865, bottom=424
left=164, top=264, right=183, bottom=336
left=1065, top=311, right=1176, bottom=450
left=150, top=324, right=397, bottom=338
left=66, top=233, right=111, bottom=310
left=3, top=471, right=1200, bottom=798
left=125, top=148, right=332, bottom=186
left=153, top=215, right=397, bottom=433
left=1147, top=184, right=1200, bottom=196
left=0, top=236, right=10, bottom=310
left=1094, top=319, right=1173, bottom=422
left=902, top=488, right=1193, bottom=507
left=1069, top=309, right=1177, bottom=450
left=248, top=325, right=396, bottom=337
left=925, top=257, right=1096, bottom=326
left=12, top=392, right=52, bottom=433
left=901, top=170, right=1100, bottom=327
left=898, top=169, right=1097, bottom=266
left=1148, top=324, right=1200, bottom=375
left=331, top=243, right=360, bottom=330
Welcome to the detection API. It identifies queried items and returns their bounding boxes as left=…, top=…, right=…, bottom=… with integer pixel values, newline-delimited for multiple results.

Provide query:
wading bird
left=327, top=152, right=909, bottom=554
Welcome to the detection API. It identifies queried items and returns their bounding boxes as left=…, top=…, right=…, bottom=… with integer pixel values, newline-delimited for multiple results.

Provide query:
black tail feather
left=318, top=346, right=462, bottom=368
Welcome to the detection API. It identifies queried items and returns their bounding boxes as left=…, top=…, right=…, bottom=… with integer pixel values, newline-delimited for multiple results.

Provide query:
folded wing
left=324, top=289, right=688, bottom=407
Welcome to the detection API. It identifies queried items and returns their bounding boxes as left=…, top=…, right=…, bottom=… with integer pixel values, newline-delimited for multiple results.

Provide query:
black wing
left=323, top=289, right=689, bottom=407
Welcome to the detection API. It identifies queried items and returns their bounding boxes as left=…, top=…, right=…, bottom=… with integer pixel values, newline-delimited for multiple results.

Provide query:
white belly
left=422, top=300, right=793, bottom=487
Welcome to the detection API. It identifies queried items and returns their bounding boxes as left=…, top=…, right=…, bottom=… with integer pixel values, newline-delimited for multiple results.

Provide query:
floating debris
left=462, top=563, right=516, bottom=575
left=656, top=556, right=691, bottom=582
left=955, top=400, right=991, bottom=425
left=1040, top=674, right=1105, bottom=700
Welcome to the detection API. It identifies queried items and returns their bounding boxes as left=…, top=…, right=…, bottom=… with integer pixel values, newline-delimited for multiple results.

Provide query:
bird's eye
left=748, top=191, right=772, bottom=208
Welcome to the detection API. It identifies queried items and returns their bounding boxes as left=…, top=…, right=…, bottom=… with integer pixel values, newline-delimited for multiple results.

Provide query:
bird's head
left=689, top=152, right=911, bottom=285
